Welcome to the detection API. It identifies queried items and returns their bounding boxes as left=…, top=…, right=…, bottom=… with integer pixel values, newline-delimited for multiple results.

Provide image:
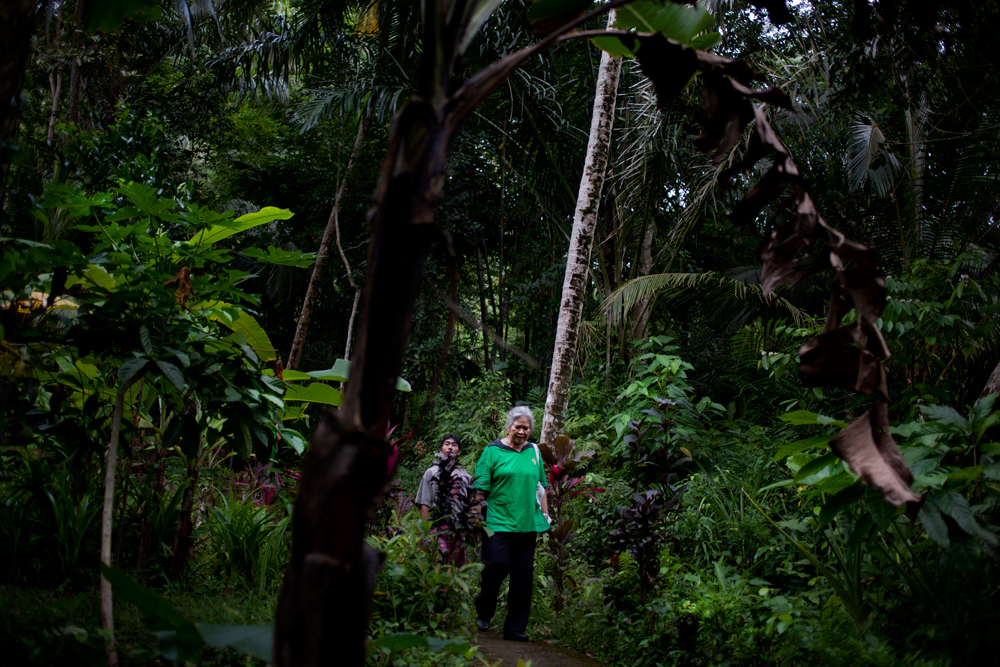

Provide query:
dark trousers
left=475, top=531, right=536, bottom=633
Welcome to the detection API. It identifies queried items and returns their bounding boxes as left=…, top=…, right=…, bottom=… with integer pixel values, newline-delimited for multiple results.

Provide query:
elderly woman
left=472, top=405, right=550, bottom=642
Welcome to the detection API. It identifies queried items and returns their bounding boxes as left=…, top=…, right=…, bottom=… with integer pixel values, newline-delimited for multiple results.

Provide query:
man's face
left=440, top=438, right=459, bottom=458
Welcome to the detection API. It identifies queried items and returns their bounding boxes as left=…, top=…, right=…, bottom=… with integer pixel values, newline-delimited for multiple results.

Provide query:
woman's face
left=440, top=438, right=459, bottom=458
left=507, top=417, right=531, bottom=447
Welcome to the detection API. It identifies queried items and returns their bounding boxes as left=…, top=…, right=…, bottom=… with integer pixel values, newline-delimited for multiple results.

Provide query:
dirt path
left=474, top=630, right=606, bottom=667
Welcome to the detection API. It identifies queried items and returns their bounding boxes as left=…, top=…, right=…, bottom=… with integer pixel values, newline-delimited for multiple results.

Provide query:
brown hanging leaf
left=274, top=359, right=286, bottom=381
left=828, top=369, right=921, bottom=508
left=163, top=267, right=194, bottom=309
left=625, top=34, right=919, bottom=507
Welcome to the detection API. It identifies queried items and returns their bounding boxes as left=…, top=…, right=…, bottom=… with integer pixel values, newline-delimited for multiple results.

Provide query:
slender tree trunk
left=630, top=217, right=655, bottom=340
left=48, top=72, right=64, bottom=145
left=287, top=116, right=369, bottom=369
left=541, top=15, right=622, bottom=447
left=476, top=247, right=492, bottom=365
left=417, top=259, right=459, bottom=433
left=0, top=0, right=36, bottom=208
left=66, top=0, right=89, bottom=127
left=47, top=8, right=64, bottom=146
left=101, top=372, right=143, bottom=667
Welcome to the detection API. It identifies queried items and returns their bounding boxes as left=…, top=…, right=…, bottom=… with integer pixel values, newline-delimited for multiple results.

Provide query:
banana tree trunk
left=541, top=15, right=622, bottom=447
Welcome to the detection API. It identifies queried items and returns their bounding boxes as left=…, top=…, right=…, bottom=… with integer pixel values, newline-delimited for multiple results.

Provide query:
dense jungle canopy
left=2, top=0, right=1000, bottom=665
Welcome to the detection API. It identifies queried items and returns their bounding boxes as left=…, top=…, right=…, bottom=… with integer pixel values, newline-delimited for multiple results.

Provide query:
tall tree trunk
left=66, top=0, right=89, bottom=127
left=476, top=246, right=492, bottom=365
left=47, top=7, right=64, bottom=146
left=0, top=0, right=36, bottom=208
left=541, top=15, right=622, bottom=447
left=100, top=371, right=143, bottom=667
left=629, top=217, right=655, bottom=340
left=286, top=116, right=369, bottom=369
left=416, top=258, right=459, bottom=433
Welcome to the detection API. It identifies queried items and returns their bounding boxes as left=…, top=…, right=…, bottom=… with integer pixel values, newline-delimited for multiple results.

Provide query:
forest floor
left=474, top=630, right=606, bottom=667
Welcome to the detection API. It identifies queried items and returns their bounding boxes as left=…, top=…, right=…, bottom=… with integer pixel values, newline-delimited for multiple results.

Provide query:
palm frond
left=600, top=270, right=807, bottom=331
left=848, top=116, right=901, bottom=197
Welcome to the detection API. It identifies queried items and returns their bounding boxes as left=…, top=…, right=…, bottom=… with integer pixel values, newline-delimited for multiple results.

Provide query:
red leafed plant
left=539, top=435, right=604, bottom=612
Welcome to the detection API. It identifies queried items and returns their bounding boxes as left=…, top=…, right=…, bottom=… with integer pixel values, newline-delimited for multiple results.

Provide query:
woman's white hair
left=504, top=405, right=535, bottom=433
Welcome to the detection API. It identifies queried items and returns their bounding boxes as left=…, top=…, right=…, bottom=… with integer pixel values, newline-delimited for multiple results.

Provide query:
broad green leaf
left=614, top=0, right=714, bottom=43
left=688, top=31, right=722, bottom=50
left=918, top=502, right=950, bottom=548
left=864, top=488, right=898, bottom=529
left=242, top=246, right=317, bottom=268
left=156, top=360, right=185, bottom=391
left=973, top=393, right=997, bottom=423
left=946, top=466, right=983, bottom=484
left=934, top=489, right=989, bottom=540
left=814, top=469, right=856, bottom=495
left=119, top=357, right=148, bottom=384
left=278, top=426, right=308, bottom=454
left=66, top=263, right=116, bottom=290
left=309, top=358, right=411, bottom=391
left=284, top=383, right=344, bottom=407
left=196, top=301, right=278, bottom=362
left=818, top=482, right=865, bottom=526
left=264, top=368, right=312, bottom=381
left=197, top=623, right=274, bottom=662
left=282, top=404, right=307, bottom=421
left=590, top=35, right=642, bottom=58
left=793, top=452, right=840, bottom=484
left=778, top=410, right=822, bottom=425
left=188, top=207, right=294, bottom=246
left=773, top=434, right=834, bottom=461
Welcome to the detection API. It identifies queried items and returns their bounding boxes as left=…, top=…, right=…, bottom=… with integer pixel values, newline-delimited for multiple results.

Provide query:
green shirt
left=473, top=439, right=549, bottom=533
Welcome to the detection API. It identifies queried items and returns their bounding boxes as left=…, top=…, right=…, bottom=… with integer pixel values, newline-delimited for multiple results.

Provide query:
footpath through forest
left=474, top=630, right=606, bottom=667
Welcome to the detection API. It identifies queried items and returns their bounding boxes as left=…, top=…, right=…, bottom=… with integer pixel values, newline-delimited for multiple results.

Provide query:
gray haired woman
left=471, top=405, right=550, bottom=642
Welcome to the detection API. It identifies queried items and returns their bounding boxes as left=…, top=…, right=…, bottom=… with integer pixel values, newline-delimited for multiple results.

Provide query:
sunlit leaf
left=284, top=383, right=344, bottom=407
left=188, top=207, right=294, bottom=246
left=614, top=0, right=714, bottom=43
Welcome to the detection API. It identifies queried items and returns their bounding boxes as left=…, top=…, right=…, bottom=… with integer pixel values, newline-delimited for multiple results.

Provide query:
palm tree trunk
left=541, top=13, right=621, bottom=446
left=100, top=371, right=143, bottom=667
left=286, top=116, right=369, bottom=369
left=0, top=0, right=36, bottom=208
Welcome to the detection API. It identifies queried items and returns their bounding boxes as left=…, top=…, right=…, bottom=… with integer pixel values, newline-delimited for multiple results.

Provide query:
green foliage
left=432, top=371, right=512, bottom=455
left=368, top=526, right=479, bottom=666
left=202, top=488, right=290, bottom=593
